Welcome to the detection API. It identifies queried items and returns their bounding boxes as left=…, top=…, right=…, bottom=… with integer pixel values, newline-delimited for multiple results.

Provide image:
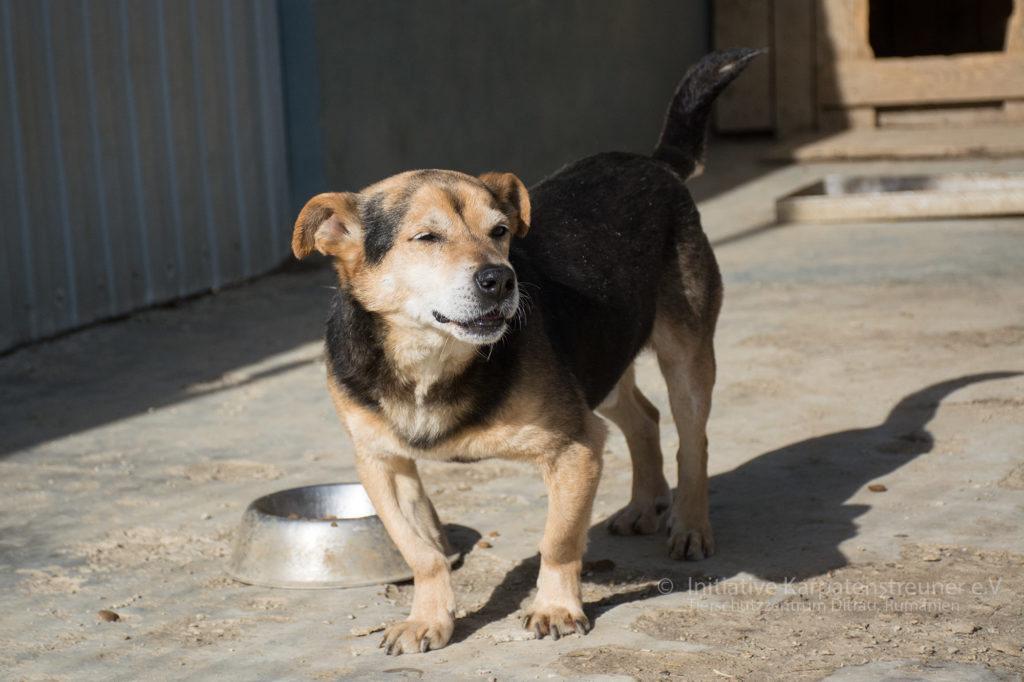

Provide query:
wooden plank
left=818, top=0, right=871, bottom=61
left=769, top=124, right=1024, bottom=161
left=713, top=0, right=773, bottom=132
left=777, top=173, right=1024, bottom=223
left=773, top=0, right=817, bottom=134
left=779, top=189, right=1024, bottom=222
left=823, top=53, right=1024, bottom=107
left=878, top=105, right=1011, bottom=128
left=1007, top=0, right=1024, bottom=51
left=817, top=0, right=874, bottom=129
left=1007, top=0, right=1024, bottom=120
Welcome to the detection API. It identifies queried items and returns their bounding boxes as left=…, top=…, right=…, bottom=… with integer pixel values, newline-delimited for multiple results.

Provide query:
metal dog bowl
left=227, top=483, right=416, bottom=589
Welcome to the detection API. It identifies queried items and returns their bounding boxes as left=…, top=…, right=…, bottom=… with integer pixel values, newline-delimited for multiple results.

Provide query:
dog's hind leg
left=597, top=363, right=672, bottom=534
left=652, top=311, right=718, bottom=561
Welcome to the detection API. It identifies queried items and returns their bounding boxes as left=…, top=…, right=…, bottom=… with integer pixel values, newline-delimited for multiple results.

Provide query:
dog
left=291, top=49, right=759, bottom=654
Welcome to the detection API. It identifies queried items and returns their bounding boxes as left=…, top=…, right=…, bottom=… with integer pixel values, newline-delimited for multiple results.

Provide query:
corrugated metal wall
left=0, top=0, right=291, bottom=351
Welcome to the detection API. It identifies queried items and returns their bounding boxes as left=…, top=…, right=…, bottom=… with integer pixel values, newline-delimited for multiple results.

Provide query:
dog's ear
left=479, top=172, right=531, bottom=238
left=292, top=193, right=361, bottom=261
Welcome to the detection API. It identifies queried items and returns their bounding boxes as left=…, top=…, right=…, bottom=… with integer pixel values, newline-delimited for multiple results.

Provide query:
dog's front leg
left=355, top=453, right=454, bottom=654
left=524, top=415, right=605, bottom=639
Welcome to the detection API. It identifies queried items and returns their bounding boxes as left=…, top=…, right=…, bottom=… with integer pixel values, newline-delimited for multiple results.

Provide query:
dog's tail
left=653, top=48, right=764, bottom=179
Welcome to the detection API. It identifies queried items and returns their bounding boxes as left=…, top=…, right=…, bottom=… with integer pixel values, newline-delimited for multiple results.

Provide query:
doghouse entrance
left=869, top=0, right=1013, bottom=57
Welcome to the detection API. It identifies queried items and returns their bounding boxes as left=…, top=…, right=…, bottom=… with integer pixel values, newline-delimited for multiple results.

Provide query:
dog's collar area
left=433, top=309, right=506, bottom=333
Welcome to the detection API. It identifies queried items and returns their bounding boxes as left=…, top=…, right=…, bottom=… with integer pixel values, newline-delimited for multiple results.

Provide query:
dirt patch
left=245, top=597, right=288, bottom=611
left=932, top=326, right=1024, bottom=349
left=177, top=459, right=285, bottom=483
left=17, top=566, right=88, bottom=595
left=736, top=324, right=1024, bottom=357
left=67, top=526, right=231, bottom=572
left=199, top=575, right=239, bottom=590
left=558, top=544, right=1024, bottom=681
left=948, top=397, right=1024, bottom=427
left=998, top=463, right=1024, bottom=490
left=145, top=614, right=245, bottom=648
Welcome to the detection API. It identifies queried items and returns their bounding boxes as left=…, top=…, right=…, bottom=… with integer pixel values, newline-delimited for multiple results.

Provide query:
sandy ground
left=1, top=142, right=1022, bottom=681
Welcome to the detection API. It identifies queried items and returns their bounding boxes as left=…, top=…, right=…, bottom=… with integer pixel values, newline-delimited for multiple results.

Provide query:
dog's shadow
left=450, top=371, right=1019, bottom=643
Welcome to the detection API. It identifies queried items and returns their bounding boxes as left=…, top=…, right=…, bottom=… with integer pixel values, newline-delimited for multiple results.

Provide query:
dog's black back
left=513, top=49, right=760, bottom=408
left=513, top=153, right=697, bottom=407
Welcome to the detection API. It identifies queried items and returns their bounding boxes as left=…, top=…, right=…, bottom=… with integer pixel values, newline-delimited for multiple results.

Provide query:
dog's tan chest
left=376, top=390, right=468, bottom=450
left=330, top=367, right=579, bottom=465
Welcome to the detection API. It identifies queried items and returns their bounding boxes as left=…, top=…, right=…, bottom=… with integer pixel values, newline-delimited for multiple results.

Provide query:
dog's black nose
left=474, top=264, right=516, bottom=302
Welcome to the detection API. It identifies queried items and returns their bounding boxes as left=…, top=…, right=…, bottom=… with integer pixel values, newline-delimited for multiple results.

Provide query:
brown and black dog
left=291, top=49, right=760, bottom=654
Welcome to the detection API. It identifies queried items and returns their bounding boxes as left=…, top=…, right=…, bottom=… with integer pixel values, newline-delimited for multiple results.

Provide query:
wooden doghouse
left=715, top=0, right=1024, bottom=136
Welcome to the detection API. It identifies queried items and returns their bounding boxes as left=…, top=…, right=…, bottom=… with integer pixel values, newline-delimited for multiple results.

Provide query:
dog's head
left=293, top=170, right=530, bottom=346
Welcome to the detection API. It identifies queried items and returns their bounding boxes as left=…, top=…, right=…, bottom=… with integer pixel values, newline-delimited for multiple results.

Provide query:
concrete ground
left=1, top=141, right=1022, bottom=681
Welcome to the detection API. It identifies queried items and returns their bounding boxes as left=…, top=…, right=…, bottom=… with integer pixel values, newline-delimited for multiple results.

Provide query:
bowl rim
left=247, top=481, right=378, bottom=522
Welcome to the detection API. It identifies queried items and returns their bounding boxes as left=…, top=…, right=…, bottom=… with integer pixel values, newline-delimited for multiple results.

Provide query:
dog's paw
left=522, top=605, right=590, bottom=641
left=379, top=617, right=453, bottom=655
left=666, top=518, right=715, bottom=561
left=607, top=498, right=668, bottom=535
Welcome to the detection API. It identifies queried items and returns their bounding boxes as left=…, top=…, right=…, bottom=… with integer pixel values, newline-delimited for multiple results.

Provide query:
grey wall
left=310, top=0, right=709, bottom=193
left=0, top=0, right=291, bottom=351
left=1, top=0, right=709, bottom=351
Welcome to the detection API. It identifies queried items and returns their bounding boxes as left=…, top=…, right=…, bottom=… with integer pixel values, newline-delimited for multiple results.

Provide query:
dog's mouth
left=432, top=309, right=507, bottom=334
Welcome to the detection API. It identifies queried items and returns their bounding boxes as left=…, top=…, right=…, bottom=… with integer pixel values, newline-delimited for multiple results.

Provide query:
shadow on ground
left=0, top=263, right=336, bottom=457
left=451, top=371, right=1019, bottom=643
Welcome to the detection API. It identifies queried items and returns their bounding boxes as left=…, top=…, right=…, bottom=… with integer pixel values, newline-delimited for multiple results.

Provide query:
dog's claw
left=667, top=520, right=715, bottom=561
left=379, top=618, right=453, bottom=655
left=524, top=607, right=590, bottom=641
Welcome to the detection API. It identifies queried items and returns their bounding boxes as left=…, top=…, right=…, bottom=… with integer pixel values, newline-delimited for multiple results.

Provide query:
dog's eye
left=490, top=224, right=510, bottom=239
left=413, top=232, right=441, bottom=243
